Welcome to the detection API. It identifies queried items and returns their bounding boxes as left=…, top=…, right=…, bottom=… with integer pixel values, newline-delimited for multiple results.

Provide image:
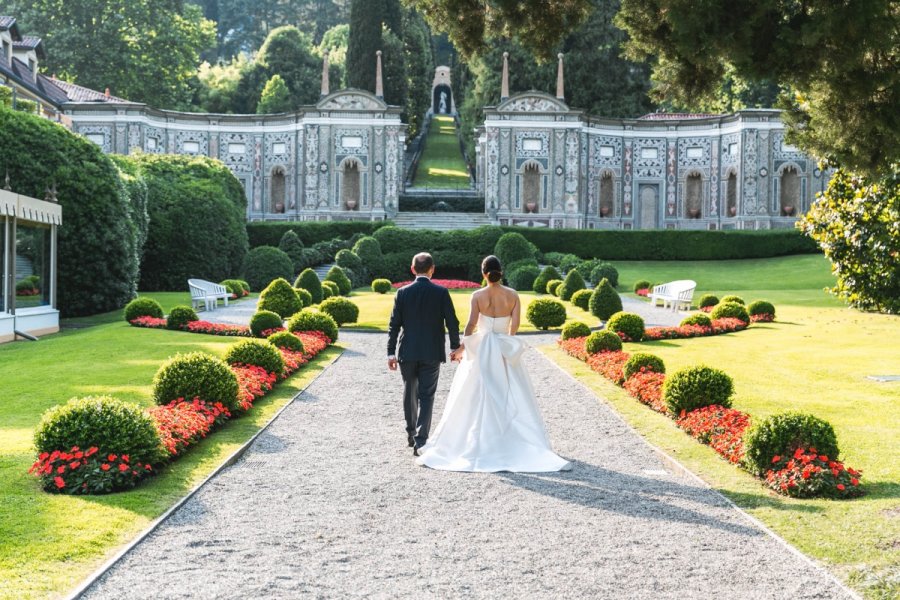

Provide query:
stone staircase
left=313, top=263, right=335, bottom=281
left=392, top=212, right=492, bottom=231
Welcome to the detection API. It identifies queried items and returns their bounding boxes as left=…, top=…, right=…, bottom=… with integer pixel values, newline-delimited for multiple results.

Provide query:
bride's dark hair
left=482, top=255, right=503, bottom=283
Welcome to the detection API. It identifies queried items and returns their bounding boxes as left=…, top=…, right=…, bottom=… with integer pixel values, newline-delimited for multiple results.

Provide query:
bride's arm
left=509, top=293, right=521, bottom=335
left=463, top=293, right=480, bottom=337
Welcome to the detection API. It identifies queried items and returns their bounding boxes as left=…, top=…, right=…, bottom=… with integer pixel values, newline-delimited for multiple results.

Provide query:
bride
left=415, top=255, right=572, bottom=472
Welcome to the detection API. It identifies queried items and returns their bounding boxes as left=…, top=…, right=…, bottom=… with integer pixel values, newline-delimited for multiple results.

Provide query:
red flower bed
left=586, top=350, right=630, bottom=384
left=642, top=317, right=748, bottom=341
left=558, top=336, right=590, bottom=361
left=149, top=400, right=216, bottom=457
left=700, top=305, right=714, bottom=313
left=260, top=327, right=286, bottom=338
left=233, top=364, right=278, bottom=411
left=29, top=446, right=153, bottom=494
left=186, top=320, right=250, bottom=336
left=765, top=448, right=863, bottom=498
left=750, top=313, right=775, bottom=323
left=676, top=405, right=751, bottom=464
left=391, top=279, right=481, bottom=289
left=130, top=316, right=168, bottom=329
left=635, top=288, right=649, bottom=297
left=623, top=370, right=667, bottom=413
left=16, top=288, right=40, bottom=296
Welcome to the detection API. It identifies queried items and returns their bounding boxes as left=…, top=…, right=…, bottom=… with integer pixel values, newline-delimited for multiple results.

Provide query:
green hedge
left=247, top=221, right=388, bottom=248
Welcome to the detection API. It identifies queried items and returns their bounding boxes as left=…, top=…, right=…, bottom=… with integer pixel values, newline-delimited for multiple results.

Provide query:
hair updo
left=482, top=255, right=503, bottom=283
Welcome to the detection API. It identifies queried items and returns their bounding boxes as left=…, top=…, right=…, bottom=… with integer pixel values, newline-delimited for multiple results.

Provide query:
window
left=15, top=223, right=51, bottom=309
left=182, top=141, right=200, bottom=153
left=522, top=138, right=542, bottom=152
left=228, top=143, right=246, bottom=154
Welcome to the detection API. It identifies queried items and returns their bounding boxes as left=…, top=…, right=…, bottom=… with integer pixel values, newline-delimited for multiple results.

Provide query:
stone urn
left=729, top=206, right=737, bottom=217
left=600, top=205, right=610, bottom=217
left=345, top=199, right=357, bottom=211
left=274, top=202, right=285, bottom=214
left=688, top=208, right=701, bottom=219
left=782, top=205, right=795, bottom=216
left=525, top=201, right=537, bottom=213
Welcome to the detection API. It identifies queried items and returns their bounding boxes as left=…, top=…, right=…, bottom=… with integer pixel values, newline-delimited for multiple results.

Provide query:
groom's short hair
left=412, top=252, right=434, bottom=274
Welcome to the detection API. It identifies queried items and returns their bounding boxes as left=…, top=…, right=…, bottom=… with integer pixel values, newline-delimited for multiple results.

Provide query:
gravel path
left=80, top=332, right=849, bottom=599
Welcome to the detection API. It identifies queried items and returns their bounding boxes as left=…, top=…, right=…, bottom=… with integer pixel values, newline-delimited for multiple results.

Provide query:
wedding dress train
left=416, top=314, right=571, bottom=472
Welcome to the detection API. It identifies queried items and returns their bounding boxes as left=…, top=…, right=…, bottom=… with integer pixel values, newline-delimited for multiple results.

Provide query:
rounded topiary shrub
left=372, top=278, right=392, bottom=294
left=494, top=232, right=538, bottom=267
left=546, top=279, right=564, bottom=297
left=663, top=366, right=734, bottom=415
left=533, top=265, right=562, bottom=294
left=295, top=287, right=313, bottom=307
left=623, top=353, right=666, bottom=380
left=242, top=246, right=294, bottom=292
left=508, top=265, right=541, bottom=292
left=249, top=310, right=283, bottom=338
left=711, top=301, right=750, bottom=322
left=525, top=298, right=567, bottom=330
left=561, top=321, right=591, bottom=340
left=220, top=279, right=246, bottom=298
left=589, top=279, right=623, bottom=321
left=590, top=262, right=619, bottom=287
left=166, top=306, right=199, bottom=330
left=334, top=249, right=363, bottom=273
left=34, top=395, right=167, bottom=465
left=287, top=308, right=339, bottom=342
left=606, top=311, right=645, bottom=342
left=257, top=278, right=302, bottom=318
left=558, top=269, right=586, bottom=301
left=267, top=331, right=305, bottom=353
left=124, top=297, right=164, bottom=322
left=681, top=313, right=712, bottom=327
left=559, top=254, right=582, bottom=274
left=352, top=236, right=383, bottom=276
left=585, top=330, right=623, bottom=354
left=319, top=297, right=360, bottom=326
left=294, top=268, right=323, bottom=304
left=152, top=352, right=240, bottom=411
left=277, top=230, right=305, bottom=273
left=571, top=289, right=593, bottom=311
left=743, top=412, right=841, bottom=475
left=322, top=280, right=340, bottom=298
left=633, top=279, right=651, bottom=293
left=225, top=338, right=285, bottom=377
left=326, top=265, right=352, bottom=296
left=720, top=294, right=745, bottom=305
left=748, top=300, right=776, bottom=319
left=698, top=294, right=719, bottom=309
left=237, top=280, right=251, bottom=294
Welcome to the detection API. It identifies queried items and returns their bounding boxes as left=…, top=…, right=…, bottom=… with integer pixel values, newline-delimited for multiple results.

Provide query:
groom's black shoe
left=413, top=446, right=421, bottom=457
left=408, top=436, right=415, bottom=447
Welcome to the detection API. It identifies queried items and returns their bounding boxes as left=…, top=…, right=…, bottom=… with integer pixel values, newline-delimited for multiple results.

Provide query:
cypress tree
left=347, top=0, right=383, bottom=92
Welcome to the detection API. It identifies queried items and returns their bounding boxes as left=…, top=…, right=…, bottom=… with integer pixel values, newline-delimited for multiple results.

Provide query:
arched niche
left=685, top=172, right=703, bottom=218
left=522, top=161, right=542, bottom=213
left=270, top=166, right=286, bottom=214
left=780, top=165, right=801, bottom=216
left=598, top=171, right=614, bottom=217
left=341, top=158, right=361, bottom=210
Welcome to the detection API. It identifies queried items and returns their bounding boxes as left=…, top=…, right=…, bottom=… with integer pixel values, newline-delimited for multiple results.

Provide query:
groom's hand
left=449, top=347, right=464, bottom=362
left=387, top=356, right=398, bottom=371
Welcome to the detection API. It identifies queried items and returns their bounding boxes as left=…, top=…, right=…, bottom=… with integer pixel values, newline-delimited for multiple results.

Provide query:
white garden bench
left=648, top=279, right=696, bottom=312
left=188, top=279, right=230, bottom=311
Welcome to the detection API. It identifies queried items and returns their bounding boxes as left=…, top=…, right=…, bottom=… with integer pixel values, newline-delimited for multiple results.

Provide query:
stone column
left=375, top=51, right=384, bottom=99
left=556, top=53, right=565, bottom=101
left=501, top=52, right=509, bottom=101
left=320, top=51, right=330, bottom=97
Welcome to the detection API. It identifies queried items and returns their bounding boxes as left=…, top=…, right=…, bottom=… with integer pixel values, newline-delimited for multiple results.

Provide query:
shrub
left=257, top=278, right=302, bottom=318
left=372, top=278, right=392, bottom=293
left=533, top=265, right=562, bottom=294
left=508, top=265, right=541, bottom=291
left=325, top=265, right=352, bottom=295
left=166, top=306, right=199, bottom=330
left=623, top=353, right=666, bottom=380
left=322, top=280, right=340, bottom=297
left=295, top=287, right=313, bottom=308
left=494, top=232, right=538, bottom=267
left=546, top=279, right=564, bottom=296
left=237, top=280, right=251, bottom=293
left=743, top=412, right=840, bottom=475
left=557, top=269, right=586, bottom=301
left=748, top=300, right=776, bottom=318
left=543, top=251, right=566, bottom=266
left=352, top=236, right=383, bottom=277
left=663, top=366, right=734, bottom=415
left=571, top=289, right=593, bottom=311
left=267, top=331, right=305, bottom=352
left=506, top=258, right=540, bottom=273
left=246, top=221, right=385, bottom=248
left=335, top=249, right=363, bottom=273
left=585, top=330, right=623, bottom=354
left=124, top=297, right=164, bottom=322
left=698, top=294, right=719, bottom=308
left=633, top=279, right=651, bottom=293
left=220, top=279, right=246, bottom=297
left=590, top=262, right=619, bottom=287
left=561, top=321, right=591, bottom=340
left=319, top=296, right=360, bottom=325
left=34, top=395, right=167, bottom=465
left=242, top=246, right=294, bottom=292
left=287, top=308, right=339, bottom=342
left=680, top=313, right=712, bottom=327
left=606, top=312, right=645, bottom=342
left=225, top=339, right=285, bottom=377
left=278, top=230, right=305, bottom=273
left=559, top=254, right=582, bottom=274
left=589, top=279, right=623, bottom=321
left=720, top=294, right=745, bottom=305
left=294, top=268, right=323, bottom=304
left=525, top=298, right=566, bottom=330
left=711, top=301, right=750, bottom=322
left=152, top=352, right=240, bottom=411
left=249, top=310, right=283, bottom=337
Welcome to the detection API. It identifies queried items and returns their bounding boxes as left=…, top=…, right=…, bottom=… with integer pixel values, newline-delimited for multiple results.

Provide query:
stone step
left=393, top=211, right=492, bottom=231
left=313, top=263, right=335, bottom=281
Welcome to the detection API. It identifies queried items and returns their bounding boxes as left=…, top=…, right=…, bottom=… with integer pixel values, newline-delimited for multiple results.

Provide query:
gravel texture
left=81, top=332, right=850, bottom=599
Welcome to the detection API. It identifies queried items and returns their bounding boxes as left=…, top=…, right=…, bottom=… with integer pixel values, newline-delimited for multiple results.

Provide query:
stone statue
left=439, top=91, right=447, bottom=114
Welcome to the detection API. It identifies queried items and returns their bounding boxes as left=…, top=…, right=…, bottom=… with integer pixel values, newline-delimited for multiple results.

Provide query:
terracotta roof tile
left=638, top=112, right=719, bottom=120
left=49, top=78, right=129, bottom=103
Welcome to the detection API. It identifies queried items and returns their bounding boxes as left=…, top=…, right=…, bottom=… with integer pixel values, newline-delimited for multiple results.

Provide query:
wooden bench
left=648, top=279, right=696, bottom=312
left=188, top=279, right=230, bottom=311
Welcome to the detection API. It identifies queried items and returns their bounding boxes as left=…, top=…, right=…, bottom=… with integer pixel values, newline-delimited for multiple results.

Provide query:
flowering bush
left=642, top=318, right=748, bottom=341
left=29, top=446, right=153, bottom=494
left=633, top=279, right=651, bottom=294
left=149, top=400, right=215, bottom=457
left=586, top=350, right=630, bottom=384
left=186, top=321, right=250, bottom=336
left=623, top=370, right=667, bottom=413
left=391, top=279, right=480, bottom=289
left=233, top=364, right=278, bottom=411
left=635, top=288, right=649, bottom=297
left=130, top=316, right=168, bottom=329
left=765, top=448, right=863, bottom=499
left=676, top=405, right=751, bottom=464
left=750, top=313, right=775, bottom=323
left=558, top=336, right=590, bottom=361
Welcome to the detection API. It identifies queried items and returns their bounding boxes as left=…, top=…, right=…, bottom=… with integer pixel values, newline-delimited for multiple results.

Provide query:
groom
left=387, top=252, right=461, bottom=456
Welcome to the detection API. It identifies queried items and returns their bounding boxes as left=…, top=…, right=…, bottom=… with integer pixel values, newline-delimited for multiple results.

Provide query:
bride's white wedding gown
left=416, top=314, right=572, bottom=472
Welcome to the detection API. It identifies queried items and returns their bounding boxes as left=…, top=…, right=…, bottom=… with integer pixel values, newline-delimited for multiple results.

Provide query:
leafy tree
left=381, top=27, right=407, bottom=107
left=9, top=0, right=215, bottom=110
left=257, top=26, right=323, bottom=107
left=194, top=55, right=249, bottom=113
left=402, top=8, right=435, bottom=138
left=615, top=0, right=898, bottom=177
left=798, top=166, right=900, bottom=314
left=319, top=23, right=350, bottom=88
left=347, top=0, right=383, bottom=92
left=257, top=74, right=292, bottom=113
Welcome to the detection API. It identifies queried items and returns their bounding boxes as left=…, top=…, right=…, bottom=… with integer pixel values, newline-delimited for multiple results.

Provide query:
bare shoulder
left=502, top=285, right=520, bottom=301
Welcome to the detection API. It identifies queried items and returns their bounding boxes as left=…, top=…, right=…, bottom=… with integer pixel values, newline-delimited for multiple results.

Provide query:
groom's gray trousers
left=400, top=360, right=441, bottom=447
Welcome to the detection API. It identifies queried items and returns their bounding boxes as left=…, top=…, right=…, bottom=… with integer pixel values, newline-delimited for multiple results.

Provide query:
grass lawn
left=0, top=293, right=340, bottom=599
left=411, top=115, right=470, bottom=189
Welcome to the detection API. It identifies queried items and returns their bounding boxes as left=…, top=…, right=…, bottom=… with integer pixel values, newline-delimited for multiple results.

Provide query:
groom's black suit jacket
left=387, top=276, right=461, bottom=363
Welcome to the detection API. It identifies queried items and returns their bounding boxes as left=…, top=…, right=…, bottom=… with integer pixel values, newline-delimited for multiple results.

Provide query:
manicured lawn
left=0, top=295, right=339, bottom=599
left=411, top=115, right=470, bottom=189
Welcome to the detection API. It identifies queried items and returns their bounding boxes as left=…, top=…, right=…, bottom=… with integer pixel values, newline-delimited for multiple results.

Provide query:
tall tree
left=381, top=27, right=408, bottom=106
left=402, top=8, right=435, bottom=138
left=257, top=74, right=293, bottom=113
left=257, top=26, right=322, bottom=106
left=8, top=0, right=215, bottom=110
left=346, top=0, right=383, bottom=92
left=319, top=23, right=350, bottom=88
